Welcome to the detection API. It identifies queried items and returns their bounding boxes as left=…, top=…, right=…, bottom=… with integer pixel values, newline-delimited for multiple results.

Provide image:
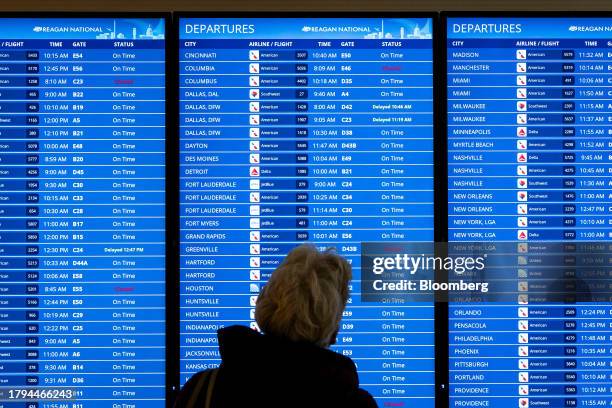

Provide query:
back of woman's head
left=255, top=244, right=352, bottom=348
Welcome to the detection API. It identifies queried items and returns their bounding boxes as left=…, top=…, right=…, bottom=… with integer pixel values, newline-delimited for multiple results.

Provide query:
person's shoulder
left=172, top=370, right=214, bottom=408
left=348, top=388, right=378, bottom=408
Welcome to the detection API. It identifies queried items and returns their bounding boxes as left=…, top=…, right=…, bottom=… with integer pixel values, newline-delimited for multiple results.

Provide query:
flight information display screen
left=178, top=16, right=435, bottom=405
left=448, top=16, right=612, bottom=408
left=0, top=17, right=166, bottom=407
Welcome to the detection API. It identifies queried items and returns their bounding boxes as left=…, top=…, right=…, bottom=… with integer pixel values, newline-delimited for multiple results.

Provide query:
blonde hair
left=255, top=244, right=352, bottom=347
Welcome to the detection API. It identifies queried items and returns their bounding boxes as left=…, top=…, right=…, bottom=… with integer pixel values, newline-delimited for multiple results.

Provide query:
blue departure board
left=0, top=16, right=166, bottom=407
left=447, top=16, right=612, bottom=408
left=178, top=16, right=436, bottom=405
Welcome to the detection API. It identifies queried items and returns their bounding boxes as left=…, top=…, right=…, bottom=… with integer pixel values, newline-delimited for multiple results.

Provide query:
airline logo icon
left=250, top=128, right=260, bottom=138
left=249, top=256, right=260, bottom=267
left=249, top=270, right=261, bottom=281
left=517, top=165, right=527, bottom=175
left=518, top=255, right=528, bottom=265
left=249, top=295, right=258, bottom=307
left=518, top=307, right=529, bottom=317
left=518, top=333, right=529, bottom=344
left=249, top=205, right=260, bottom=216
left=518, top=294, right=529, bottom=304
left=517, top=153, right=527, bottom=163
left=249, top=308, right=256, bottom=319
left=249, top=50, right=259, bottom=60
left=518, top=282, right=529, bottom=292
left=517, top=191, right=528, bottom=201
left=250, top=218, right=260, bottom=229
left=250, top=283, right=260, bottom=293
left=249, top=166, right=260, bottom=176
left=249, top=179, right=260, bottom=190
left=249, top=192, right=260, bottom=203
left=249, top=115, right=260, bottom=125
left=518, top=372, right=529, bottom=382
left=516, top=49, right=527, bottom=59
left=517, top=140, right=527, bottom=150
left=516, top=62, right=527, bottom=72
left=249, top=153, right=260, bottom=164
left=518, top=268, right=528, bottom=278
left=517, top=178, right=528, bottom=188
left=519, top=359, right=529, bottom=370
left=516, top=88, right=527, bottom=98
left=250, top=140, right=260, bottom=151
left=519, top=385, right=529, bottom=396
left=517, top=127, right=527, bottom=137
left=519, top=398, right=529, bottom=407
left=518, top=320, right=529, bottom=331
left=517, top=101, right=527, bottom=111
left=517, top=243, right=528, bottom=253
left=250, top=231, right=260, bottom=242
left=518, top=346, right=529, bottom=356
left=249, top=63, right=260, bottom=73
left=516, top=75, right=527, bottom=86
left=517, top=204, right=528, bottom=214
left=518, top=217, right=528, bottom=227
left=249, top=76, right=260, bottom=86
left=249, top=102, right=260, bottom=112
left=250, top=321, right=260, bottom=331
left=518, top=229, right=528, bottom=240
left=249, top=244, right=260, bottom=257
left=517, top=114, right=527, bottom=124
left=250, top=89, right=260, bottom=99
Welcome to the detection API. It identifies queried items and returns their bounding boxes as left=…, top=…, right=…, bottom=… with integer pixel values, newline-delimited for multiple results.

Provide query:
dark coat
left=174, top=325, right=378, bottom=408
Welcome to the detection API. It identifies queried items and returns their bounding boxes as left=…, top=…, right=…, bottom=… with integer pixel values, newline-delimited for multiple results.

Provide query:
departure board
left=447, top=16, right=612, bottom=408
left=178, top=16, right=436, bottom=405
left=0, top=17, right=166, bottom=407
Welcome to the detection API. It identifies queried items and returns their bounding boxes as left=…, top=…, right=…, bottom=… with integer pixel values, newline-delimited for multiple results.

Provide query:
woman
left=174, top=244, right=377, bottom=408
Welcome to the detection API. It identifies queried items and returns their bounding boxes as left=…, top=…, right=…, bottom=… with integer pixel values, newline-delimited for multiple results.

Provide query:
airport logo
left=33, top=25, right=104, bottom=33
left=301, top=25, right=371, bottom=34
left=568, top=25, right=612, bottom=32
